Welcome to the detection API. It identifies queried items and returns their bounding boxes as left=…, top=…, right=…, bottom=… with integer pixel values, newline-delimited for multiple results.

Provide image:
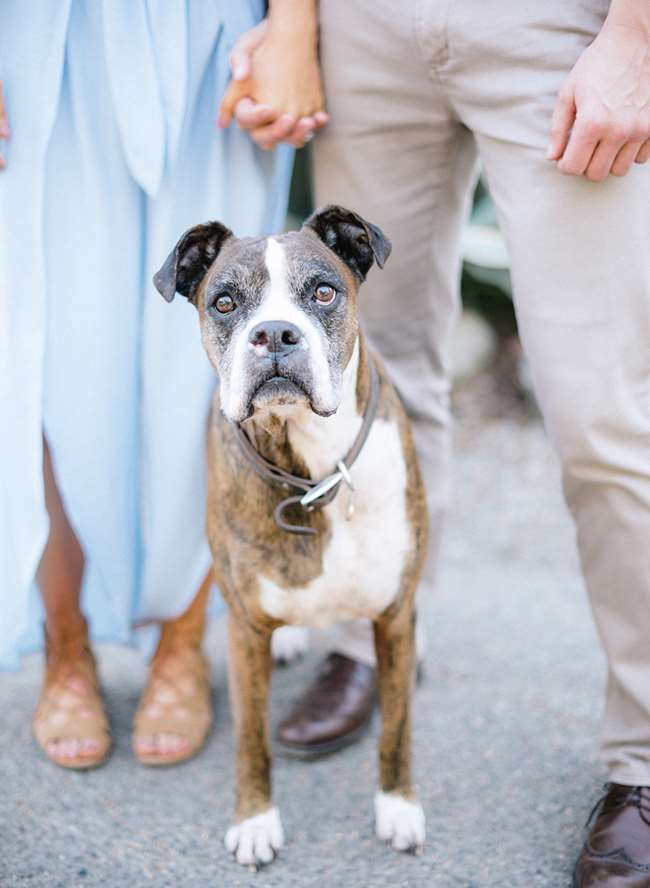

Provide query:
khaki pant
left=313, top=0, right=650, bottom=785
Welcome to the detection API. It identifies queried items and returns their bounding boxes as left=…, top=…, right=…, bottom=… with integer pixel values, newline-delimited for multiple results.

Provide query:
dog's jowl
left=154, top=205, right=428, bottom=867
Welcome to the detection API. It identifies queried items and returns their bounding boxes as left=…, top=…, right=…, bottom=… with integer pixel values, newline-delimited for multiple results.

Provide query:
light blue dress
left=0, top=0, right=293, bottom=668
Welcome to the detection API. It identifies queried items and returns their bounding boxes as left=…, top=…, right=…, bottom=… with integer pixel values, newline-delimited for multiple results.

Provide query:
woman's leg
left=132, top=572, right=213, bottom=765
left=33, top=438, right=111, bottom=767
left=37, top=439, right=85, bottom=637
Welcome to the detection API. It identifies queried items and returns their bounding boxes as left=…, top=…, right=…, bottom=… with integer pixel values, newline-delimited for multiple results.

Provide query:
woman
left=0, top=0, right=324, bottom=770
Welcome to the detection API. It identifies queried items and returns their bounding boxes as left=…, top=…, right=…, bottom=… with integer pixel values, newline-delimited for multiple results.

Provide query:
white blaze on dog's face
left=153, top=206, right=391, bottom=424
left=210, top=235, right=352, bottom=422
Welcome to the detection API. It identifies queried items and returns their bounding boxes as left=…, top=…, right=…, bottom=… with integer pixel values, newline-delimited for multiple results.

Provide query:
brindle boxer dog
left=154, top=205, right=427, bottom=868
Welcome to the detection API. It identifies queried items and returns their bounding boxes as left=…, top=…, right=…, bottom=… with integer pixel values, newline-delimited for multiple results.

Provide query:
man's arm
left=547, top=0, right=650, bottom=181
left=218, top=0, right=327, bottom=150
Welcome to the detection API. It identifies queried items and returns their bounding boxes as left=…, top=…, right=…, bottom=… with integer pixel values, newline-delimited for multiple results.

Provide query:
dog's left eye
left=213, top=294, right=236, bottom=314
left=313, top=284, right=337, bottom=306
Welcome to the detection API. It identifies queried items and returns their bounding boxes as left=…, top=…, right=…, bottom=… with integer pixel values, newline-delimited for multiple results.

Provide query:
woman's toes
left=175, top=734, right=190, bottom=754
left=44, top=736, right=101, bottom=763
left=134, top=731, right=192, bottom=758
left=65, top=739, right=81, bottom=759
left=51, top=738, right=75, bottom=760
left=171, top=733, right=190, bottom=754
left=157, top=733, right=189, bottom=756
left=45, top=739, right=60, bottom=759
left=135, top=735, right=155, bottom=755
left=79, top=739, right=100, bottom=757
left=157, top=733, right=175, bottom=754
left=51, top=739, right=68, bottom=759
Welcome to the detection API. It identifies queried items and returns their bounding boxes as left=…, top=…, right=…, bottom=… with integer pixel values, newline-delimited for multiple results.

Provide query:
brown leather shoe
left=276, top=653, right=376, bottom=758
left=574, top=784, right=650, bottom=887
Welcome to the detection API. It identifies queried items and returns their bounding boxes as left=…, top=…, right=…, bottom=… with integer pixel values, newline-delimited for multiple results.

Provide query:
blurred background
left=287, top=147, right=534, bottom=422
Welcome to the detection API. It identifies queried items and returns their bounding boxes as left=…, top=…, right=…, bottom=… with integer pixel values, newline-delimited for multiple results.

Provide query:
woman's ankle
left=43, top=614, right=93, bottom=670
left=154, top=573, right=212, bottom=658
left=154, top=619, right=204, bottom=662
left=45, top=611, right=88, bottom=641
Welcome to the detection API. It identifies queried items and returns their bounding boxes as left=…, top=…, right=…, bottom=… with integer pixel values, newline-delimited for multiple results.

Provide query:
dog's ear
left=153, top=221, right=233, bottom=305
left=303, top=205, right=391, bottom=281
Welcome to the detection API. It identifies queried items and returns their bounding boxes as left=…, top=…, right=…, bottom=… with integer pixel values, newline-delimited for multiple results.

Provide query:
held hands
left=218, top=19, right=329, bottom=150
left=0, top=83, right=10, bottom=170
left=11, top=22, right=645, bottom=171
left=548, top=22, right=650, bottom=181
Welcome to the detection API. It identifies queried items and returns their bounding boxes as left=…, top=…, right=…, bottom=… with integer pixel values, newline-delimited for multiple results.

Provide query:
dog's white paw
left=224, top=807, right=284, bottom=867
left=375, top=791, right=426, bottom=852
left=271, top=625, right=309, bottom=664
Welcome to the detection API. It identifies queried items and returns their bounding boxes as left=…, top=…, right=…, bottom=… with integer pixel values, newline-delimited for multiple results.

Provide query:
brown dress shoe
left=574, top=784, right=650, bottom=887
left=276, top=653, right=376, bottom=758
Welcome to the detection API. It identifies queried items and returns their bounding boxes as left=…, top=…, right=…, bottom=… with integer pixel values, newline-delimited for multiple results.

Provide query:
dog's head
left=153, top=205, right=391, bottom=423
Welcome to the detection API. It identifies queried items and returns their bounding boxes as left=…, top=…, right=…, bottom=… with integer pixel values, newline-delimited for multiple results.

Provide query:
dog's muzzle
left=243, top=319, right=321, bottom=418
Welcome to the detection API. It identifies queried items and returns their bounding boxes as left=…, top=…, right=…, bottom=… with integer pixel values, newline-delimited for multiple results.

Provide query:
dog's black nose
left=249, top=320, right=302, bottom=355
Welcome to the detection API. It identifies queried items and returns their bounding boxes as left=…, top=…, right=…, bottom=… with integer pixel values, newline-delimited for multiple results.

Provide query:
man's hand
left=547, top=18, right=650, bottom=182
left=0, top=82, right=10, bottom=171
left=218, top=9, right=328, bottom=150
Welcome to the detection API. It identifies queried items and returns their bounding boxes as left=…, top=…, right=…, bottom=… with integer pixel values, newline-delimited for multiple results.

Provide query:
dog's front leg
left=373, top=605, right=426, bottom=853
left=224, top=614, right=283, bottom=868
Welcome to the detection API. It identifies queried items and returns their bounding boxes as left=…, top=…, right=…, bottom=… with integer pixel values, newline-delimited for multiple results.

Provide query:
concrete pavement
left=1, top=388, right=607, bottom=888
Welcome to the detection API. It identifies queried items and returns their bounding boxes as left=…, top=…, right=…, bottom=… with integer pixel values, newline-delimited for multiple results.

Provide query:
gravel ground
left=1, top=367, right=607, bottom=888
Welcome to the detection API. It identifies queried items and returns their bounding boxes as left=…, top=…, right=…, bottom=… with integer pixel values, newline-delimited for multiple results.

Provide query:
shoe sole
left=572, top=859, right=581, bottom=888
left=274, top=716, right=373, bottom=761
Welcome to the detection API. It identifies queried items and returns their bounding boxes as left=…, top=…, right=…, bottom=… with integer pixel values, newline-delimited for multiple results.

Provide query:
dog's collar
left=232, top=361, right=380, bottom=535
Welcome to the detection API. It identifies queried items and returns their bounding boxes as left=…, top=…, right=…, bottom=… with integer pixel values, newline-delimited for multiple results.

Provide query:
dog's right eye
left=313, top=284, right=337, bottom=306
left=213, top=294, right=236, bottom=314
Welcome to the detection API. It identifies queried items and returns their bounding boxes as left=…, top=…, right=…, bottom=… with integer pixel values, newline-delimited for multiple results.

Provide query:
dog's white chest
left=258, top=417, right=411, bottom=628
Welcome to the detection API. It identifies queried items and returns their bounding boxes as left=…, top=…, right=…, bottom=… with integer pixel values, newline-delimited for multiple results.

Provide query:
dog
left=154, top=205, right=428, bottom=867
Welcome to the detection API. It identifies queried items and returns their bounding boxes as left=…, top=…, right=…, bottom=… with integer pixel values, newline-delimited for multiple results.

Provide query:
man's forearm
left=604, top=0, right=650, bottom=34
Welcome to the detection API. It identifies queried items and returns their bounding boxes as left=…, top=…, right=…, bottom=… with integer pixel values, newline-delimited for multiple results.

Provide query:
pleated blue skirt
left=0, top=0, right=293, bottom=667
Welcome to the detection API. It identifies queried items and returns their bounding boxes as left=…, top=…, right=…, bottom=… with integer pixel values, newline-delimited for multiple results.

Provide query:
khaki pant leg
left=444, top=0, right=650, bottom=783
left=313, top=0, right=478, bottom=665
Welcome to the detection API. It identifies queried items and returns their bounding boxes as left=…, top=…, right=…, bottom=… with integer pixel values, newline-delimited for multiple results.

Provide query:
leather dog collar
left=232, top=361, right=380, bottom=535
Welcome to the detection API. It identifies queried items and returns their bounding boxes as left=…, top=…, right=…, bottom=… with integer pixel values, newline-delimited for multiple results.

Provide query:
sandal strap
left=34, top=619, right=110, bottom=750
left=43, top=617, right=97, bottom=683
left=133, top=648, right=212, bottom=745
left=33, top=696, right=110, bottom=746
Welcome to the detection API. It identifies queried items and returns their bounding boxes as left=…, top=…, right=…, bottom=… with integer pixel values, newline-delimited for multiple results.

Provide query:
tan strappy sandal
left=33, top=619, right=111, bottom=770
left=133, top=639, right=213, bottom=767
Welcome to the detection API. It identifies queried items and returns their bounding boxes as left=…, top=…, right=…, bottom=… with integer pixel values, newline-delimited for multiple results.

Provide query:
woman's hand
left=0, top=82, right=10, bottom=171
left=218, top=14, right=329, bottom=150
left=547, top=17, right=650, bottom=182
